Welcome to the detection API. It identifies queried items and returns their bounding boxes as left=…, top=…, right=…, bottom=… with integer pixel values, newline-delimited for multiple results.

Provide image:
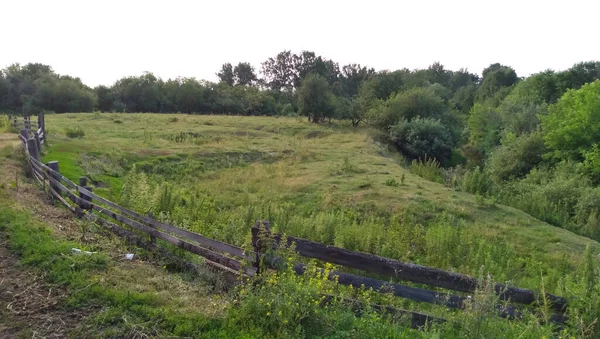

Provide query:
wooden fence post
left=19, top=128, right=30, bottom=141
left=33, top=131, right=41, bottom=153
left=26, top=138, right=40, bottom=161
left=251, top=220, right=271, bottom=275
left=47, top=161, right=60, bottom=200
left=148, top=211, right=156, bottom=244
left=78, top=177, right=93, bottom=205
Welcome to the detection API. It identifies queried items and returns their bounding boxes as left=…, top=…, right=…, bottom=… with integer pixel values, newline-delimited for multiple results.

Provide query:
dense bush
left=486, top=132, right=546, bottom=183
left=390, top=117, right=454, bottom=164
left=542, top=80, right=600, bottom=160
left=64, top=126, right=85, bottom=138
left=370, top=87, right=447, bottom=129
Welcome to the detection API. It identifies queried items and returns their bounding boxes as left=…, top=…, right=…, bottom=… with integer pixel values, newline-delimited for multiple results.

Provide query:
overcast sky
left=2, top=0, right=598, bottom=87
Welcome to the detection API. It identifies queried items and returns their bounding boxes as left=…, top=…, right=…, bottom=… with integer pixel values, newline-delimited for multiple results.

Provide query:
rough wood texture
left=78, top=186, right=249, bottom=260
left=258, top=228, right=567, bottom=312
left=92, top=205, right=255, bottom=276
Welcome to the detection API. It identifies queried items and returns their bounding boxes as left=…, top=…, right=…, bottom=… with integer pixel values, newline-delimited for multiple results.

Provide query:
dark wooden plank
left=48, top=184, right=76, bottom=213
left=291, top=263, right=466, bottom=308
left=78, top=186, right=249, bottom=260
left=30, top=157, right=78, bottom=190
left=41, top=170, right=93, bottom=210
left=320, top=294, right=445, bottom=329
left=262, top=230, right=568, bottom=312
left=92, top=205, right=255, bottom=276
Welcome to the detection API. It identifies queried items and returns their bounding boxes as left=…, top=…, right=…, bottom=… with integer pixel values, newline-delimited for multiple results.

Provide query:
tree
left=542, top=80, right=600, bottom=160
left=234, top=62, right=257, bottom=86
left=297, top=74, right=335, bottom=123
left=95, top=85, right=113, bottom=112
left=467, top=103, right=502, bottom=156
left=340, top=64, right=375, bottom=98
left=261, top=50, right=296, bottom=92
left=216, top=63, right=235, bottom=86
left=476, top=63, right=519, bottom=103
left=389, top=117, right=454, bottom=164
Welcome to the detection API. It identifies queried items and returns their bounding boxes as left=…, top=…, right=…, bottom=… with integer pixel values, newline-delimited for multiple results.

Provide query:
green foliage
left=390, top=117, right=454, bottom=164
left=297, top=74, right=336, bottom=123
left=410, top=157, right=443, bottom=183
left=467, top=103, right=502, bottom=157
left=580, top=144, right=600, bottom=183
left=371, top=87, right=447, bottom=129
left=462, top=166, right=494, bottom=196
left=0, top=115, right=9, bottom=132
left=384, top=177, right=400, bottom=187
left=542, top=80, right=600, bottom=160
left=487, top=132, right=546, bottom=183
left=64, top=126, right=85, bottom=138
left=476, top=63, right=519, bottom=103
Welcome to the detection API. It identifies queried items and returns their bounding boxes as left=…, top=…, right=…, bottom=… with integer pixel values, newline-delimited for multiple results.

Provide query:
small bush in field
left=410, top=157, right=443, bottom=183
left=113, top=119, right=123, bottom=124
left=462, top=166, right=494, bottom=196
left=384, top=177, right=400, bottom=187
left=168, top=117, right=178, bottom=123
left=65, top=126, right=85, bottom=138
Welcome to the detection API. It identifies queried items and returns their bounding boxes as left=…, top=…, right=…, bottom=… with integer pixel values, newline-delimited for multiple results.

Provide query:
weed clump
left=65, top=126, right=85, bottom=138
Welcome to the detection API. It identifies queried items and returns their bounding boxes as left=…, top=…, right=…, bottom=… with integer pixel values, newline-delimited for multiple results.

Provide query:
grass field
left=1, top=112, right=599, bottom=337
left=41, top=113, right=599, bottom=290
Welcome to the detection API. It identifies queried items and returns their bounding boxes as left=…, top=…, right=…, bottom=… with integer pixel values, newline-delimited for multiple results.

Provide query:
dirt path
left=0, top=239, right=86, bottom=338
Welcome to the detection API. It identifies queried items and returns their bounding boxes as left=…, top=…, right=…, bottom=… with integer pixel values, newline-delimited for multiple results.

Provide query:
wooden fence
left=16, top=115, right=569, bottom=329
left=9, top=113, right=45, bottom=134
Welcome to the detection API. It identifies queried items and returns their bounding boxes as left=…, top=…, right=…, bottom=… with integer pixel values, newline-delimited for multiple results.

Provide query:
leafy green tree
left=389, top=117, right=454, bottom=164
left=95, top=85, right=113, bottom=112
left=297, top=74, right=335, bottom=123
left=216, top=63, right=235, bottom=86
left=340, top=64, right=375, bottom=98
left=542, top=80, right=600, bottom=160
left=467, top=103, right=502, bottom=156
left=476, top=63, right=519, bottom=103
left=261, top=50, right=297, bottom=92
left=234, top=62, right=257, bottom=86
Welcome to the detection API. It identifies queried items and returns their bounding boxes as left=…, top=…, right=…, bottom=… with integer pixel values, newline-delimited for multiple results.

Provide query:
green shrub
left=0, top=115, right=9, bottom=132
left=65, top=126, right=85, bottom=138
left=372, top=87, right=446, bottom=129
left=390, top=117, right=454, bottom=164
left=384, top=177, right=400, bottom=187
left=487, top=132, right=546, bottom=183
left=410, top=157, right=443, bottom=183
left=462, top=166, right=494, bottom=196
left=113, top=119, right=123, bottom=124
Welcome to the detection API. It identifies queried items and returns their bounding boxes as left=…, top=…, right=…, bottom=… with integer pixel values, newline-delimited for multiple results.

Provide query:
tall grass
left=410, top=157, right=443, bottom=183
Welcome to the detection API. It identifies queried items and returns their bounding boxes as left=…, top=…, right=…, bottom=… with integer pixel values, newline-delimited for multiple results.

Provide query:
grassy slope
left=43, top=113, right=600, bottom=290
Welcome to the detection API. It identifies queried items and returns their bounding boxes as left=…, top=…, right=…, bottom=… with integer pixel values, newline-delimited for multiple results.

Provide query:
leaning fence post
left=20, top=128, right=30, bottom=141
left=47, top=161, right=60, bottom=202
left=251, top=220, right=271, bottom=275
left=26, top=138, right=40, bottom=162
left=147, top=211, right=156, bottom=244
left=33, top=131, right=41, bottom=153
left=78, top=177, right=93, bottom=206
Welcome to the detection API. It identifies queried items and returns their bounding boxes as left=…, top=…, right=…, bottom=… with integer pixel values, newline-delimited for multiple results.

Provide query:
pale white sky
left=1, top=0, right=598, bottom=87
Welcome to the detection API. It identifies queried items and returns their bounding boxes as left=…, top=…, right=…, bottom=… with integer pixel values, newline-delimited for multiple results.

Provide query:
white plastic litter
left=71, top=248, right=96, bottom=255
left=125, top=253, right=134, bottom=260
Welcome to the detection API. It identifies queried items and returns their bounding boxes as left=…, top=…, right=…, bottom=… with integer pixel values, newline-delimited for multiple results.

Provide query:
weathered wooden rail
left=251, top=222, right=569, bottom=325
left=15, top=113, right=570, bottom=329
